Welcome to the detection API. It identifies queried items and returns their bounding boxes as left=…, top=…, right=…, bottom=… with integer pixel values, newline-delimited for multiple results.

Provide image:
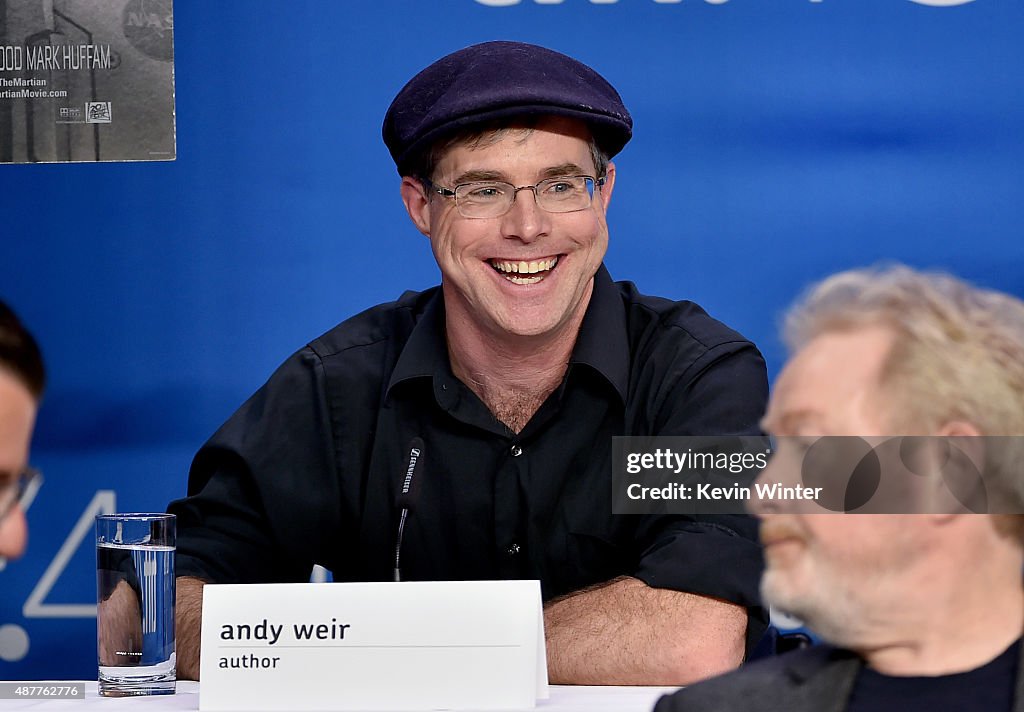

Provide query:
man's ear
left=400, top=177, right=432, bottom=237
left=597, top=162, right=616, bottom=211
left=928, top=420, right=985, bottom=523
left=937, top=421, right=982, bottom=438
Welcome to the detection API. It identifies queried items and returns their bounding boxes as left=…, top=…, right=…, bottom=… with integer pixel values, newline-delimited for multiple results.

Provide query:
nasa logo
left=122, top=0, right=174, bottom=62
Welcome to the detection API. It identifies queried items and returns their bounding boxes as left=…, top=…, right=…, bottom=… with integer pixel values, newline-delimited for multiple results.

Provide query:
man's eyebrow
left=451, top=169, right=506, bottom=184
left=540, top=163, right=587, bottom=179
left=761, top=410, right=820, bottom=434
left=450, top=163, right=590, bottom=185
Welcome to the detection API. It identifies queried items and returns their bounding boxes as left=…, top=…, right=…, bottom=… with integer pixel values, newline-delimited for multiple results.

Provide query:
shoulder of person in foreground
left=653, top=645, right=862, bottom=712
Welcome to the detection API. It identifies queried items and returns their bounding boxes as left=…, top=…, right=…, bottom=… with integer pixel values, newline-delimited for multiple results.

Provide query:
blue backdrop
left=3, top=0, right=1023, bottom=680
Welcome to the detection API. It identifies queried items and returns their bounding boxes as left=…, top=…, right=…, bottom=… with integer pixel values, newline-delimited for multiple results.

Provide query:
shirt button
left=507, top=543, right=521, bottom=557
left=510, top=445, right=523, bottom=457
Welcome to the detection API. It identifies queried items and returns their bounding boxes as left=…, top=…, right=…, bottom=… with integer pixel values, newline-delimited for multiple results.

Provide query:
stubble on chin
left=760, top=569, right=801, bottom=620
left=761, top=568, right=868, bottom=648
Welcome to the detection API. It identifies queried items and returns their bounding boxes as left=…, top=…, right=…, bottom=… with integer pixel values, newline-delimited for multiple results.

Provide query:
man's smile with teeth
left=489, top=256, right=560, bottom=285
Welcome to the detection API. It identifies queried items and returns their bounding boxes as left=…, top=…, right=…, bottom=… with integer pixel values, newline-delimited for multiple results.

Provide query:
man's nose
left=500, top=187, right=550, bottom=243
left=748, top=459, right=784, bottom=518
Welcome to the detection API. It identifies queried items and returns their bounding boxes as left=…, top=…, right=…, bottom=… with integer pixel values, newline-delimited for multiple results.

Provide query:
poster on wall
left=0, top=0, right=174, bottom=163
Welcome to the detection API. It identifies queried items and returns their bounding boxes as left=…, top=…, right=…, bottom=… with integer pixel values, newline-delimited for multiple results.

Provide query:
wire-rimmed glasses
left=426, top=175, right=605, bottom=219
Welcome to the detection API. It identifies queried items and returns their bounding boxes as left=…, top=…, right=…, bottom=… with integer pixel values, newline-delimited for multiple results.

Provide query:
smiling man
left=401, top=116, right=613, bottom=433
left=170, top=41, right=769, bottom=683
left=655, top=265, right=1024, bottom=711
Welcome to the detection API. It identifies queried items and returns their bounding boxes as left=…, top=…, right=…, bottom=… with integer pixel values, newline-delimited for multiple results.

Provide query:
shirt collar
left=385, top=264, right=629, bottom=404
left=569, top=264, right=629, bottom=405
left=386, top=289, right=449, bottom=396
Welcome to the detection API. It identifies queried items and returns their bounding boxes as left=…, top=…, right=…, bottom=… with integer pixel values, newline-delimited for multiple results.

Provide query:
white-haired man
left=656, top=265, right=1024, bottom=711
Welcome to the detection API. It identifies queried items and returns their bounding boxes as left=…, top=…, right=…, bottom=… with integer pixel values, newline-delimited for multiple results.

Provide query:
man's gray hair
left=784, top=264, right=1024, bottom=436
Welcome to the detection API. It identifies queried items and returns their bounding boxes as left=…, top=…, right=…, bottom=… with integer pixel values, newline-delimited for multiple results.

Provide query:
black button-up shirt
left=170, top=265, right=770, bottom=647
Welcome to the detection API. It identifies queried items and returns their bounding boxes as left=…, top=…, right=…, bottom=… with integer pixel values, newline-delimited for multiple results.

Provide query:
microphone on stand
left=393, top=437, right=425, bottom=582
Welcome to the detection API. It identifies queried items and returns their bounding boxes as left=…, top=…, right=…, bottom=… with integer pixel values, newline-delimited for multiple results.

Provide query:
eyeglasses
left=426, top=175, right=605, bottom=219
left=0, top=467, right=41, bottom=524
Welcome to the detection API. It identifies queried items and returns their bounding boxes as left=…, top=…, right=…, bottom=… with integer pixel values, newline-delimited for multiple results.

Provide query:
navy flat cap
left=382, top=41, right=632, bottom=175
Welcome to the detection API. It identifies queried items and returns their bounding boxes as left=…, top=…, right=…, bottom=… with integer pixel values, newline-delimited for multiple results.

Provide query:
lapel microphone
left=393, top=437, right=425, bottom=582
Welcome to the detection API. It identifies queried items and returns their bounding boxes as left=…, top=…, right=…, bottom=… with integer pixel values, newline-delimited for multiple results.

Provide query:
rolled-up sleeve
left=168, top=347, right=340, bottom=585
left=634, top=340, right=770, bottom=651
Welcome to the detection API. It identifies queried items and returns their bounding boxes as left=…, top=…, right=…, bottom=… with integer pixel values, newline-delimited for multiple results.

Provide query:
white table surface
left=0, top=681, right=679, bottom=711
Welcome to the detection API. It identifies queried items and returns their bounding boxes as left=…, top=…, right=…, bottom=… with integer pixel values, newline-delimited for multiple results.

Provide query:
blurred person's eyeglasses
left=424, top=175, right=605, bottom=219
left=0, top=467, right=41, bottom=524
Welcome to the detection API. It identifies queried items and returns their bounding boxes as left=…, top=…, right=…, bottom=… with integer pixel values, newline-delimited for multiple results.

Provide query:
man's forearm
left=175, top=576, right=206, bottom=680
left=543, top=576, right=746, bottom=685
left=97, top=580, right=142, bottom=668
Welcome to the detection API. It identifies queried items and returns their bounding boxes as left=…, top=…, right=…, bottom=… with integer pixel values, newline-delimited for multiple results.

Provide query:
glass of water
left=95, top=513, right=175, bottom=696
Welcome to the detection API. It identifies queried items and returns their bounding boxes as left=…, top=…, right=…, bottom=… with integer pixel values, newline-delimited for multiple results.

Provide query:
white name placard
left=199, top=580, right=547, bottom=711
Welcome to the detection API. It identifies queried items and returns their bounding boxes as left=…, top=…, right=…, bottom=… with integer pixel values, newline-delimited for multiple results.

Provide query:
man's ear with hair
left=597, top=162, right=616, bottom=212
left=928, top=420, right=986, bottom=523
left=400, top=177, right=432, bottom=238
